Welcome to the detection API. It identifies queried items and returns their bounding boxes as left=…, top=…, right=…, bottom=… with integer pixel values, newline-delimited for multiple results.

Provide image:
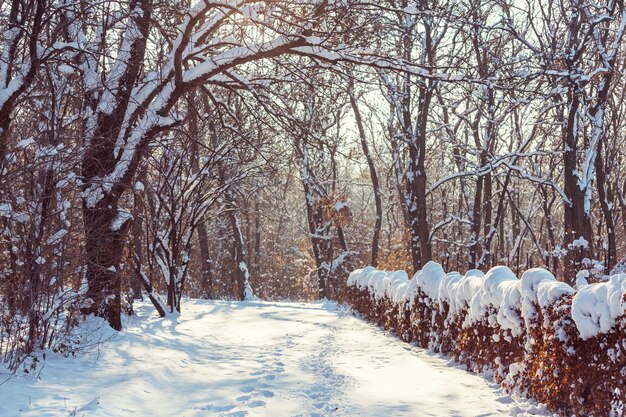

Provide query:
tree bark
left=226, top=193, right=252, bottom=301
left=189, top=95, right=213, bottom=298
left=81, top=0, right=153, bottom=329
left=131, top=167, right=146, bottom=300
left=595, top=141, right=616, bottom=271
left=562, top=93, right=593, bottom=281
left=83, top=199, right=130, bottom=330
left=348, top=81, right=382, bottom=267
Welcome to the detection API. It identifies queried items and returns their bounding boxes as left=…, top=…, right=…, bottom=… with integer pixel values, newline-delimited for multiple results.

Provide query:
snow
left=334, top=201, right=348, bottom=211
left=347, top=267, right=410, bottom=302
left=0, top=202, right=11, bottom=217
left=481, top=266, right=518, bottom=309
left=464, top=266, right=522, bottom=334
left=46, top=229, right=68, bottom=245
left=414, top=260, right=446, bottom=302
left=0, top=77, right=25, bottom=110
left=437, top=271, right=462, bottom=311
left=15, top=137, right=35, bottom=148
left=351, top=263, right=625, bottom=340
left=519, top=268, right=573, bottom=328
left=449, top=269, right=484, bottom=315
left=536, top=280, right=574, bottom=309
left=571, top=273, right=626, bottom=339
left=569, top=236, right=589, bottom=249
left=0, top=300, right=547, bottom=417
left=110, top=207, right=133, bottom=231
left=239, top=261, right=256, bottom=301
left=575, top=272, right=589, bottom=289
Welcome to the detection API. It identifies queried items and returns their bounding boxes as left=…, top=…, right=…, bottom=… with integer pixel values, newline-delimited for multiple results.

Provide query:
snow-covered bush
left=346, top=262, right=626, bottom=416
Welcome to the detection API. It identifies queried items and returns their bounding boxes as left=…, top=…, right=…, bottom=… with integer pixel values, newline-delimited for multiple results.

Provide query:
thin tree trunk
left=131, top=167, right=146, bottom=300
left=563, top=94, right=593, bottom=281
left=596, top=142, right=616, bottom=271
left=254, top=197, right=261, bottom=279
left=226, top=194, right=252, bottom=301
left=196, top=219, right=213, bottom=298
left=348, top=81, right=382, bottom=267
left=188, top=96, right=213, bottom=298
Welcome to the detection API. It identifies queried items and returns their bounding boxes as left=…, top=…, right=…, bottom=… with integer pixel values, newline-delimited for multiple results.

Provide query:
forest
left=1, top=0, right=626, bottom=383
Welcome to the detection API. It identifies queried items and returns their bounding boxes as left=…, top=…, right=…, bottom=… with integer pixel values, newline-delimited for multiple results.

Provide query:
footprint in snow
left=235, top=394, right=267, bottom=409
left=76, top=397, right=100, bottom=412
left=234, top=381, right=274, bottom=410
left=273, top=362, right=285, bottom=373
left=222, top=411, right=247, bottom=417
left=308, top=391, right=322, bottom=400
left=194, top=403, right=236, bottom=412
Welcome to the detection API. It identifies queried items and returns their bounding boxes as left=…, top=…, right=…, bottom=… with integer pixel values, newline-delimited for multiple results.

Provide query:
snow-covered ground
left=0, top=300, right=552, bottom=417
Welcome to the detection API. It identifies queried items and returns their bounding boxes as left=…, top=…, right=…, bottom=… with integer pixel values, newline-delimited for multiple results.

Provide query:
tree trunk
left=83, top=199, right=129, bottom=330
left=226, top=193, right=252, bottom=301
left=563, top=94, right=593, bottom=282
left=80, top=0, right=152, bottom=329
left=196, top=219, right=213, bottom=298
left=470, top=172, right=484, bottom=269
left=188, top=96, right=213, bottom=298
left=348, top=82, right=382, bottom=267
left=294, top=135, right=334, bottom=299
left=131, top=167, right=147, bottom=300
left=595, top=142, right=616, bottom=272
left=254, top=197, right=261, bottom=280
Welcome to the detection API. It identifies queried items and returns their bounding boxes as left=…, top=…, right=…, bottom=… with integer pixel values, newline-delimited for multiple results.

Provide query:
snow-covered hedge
left=346, top=262, right=626, bottom=417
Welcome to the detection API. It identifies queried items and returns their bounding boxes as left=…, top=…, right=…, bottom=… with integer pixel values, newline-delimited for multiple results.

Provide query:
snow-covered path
left=0, top=300, right=549, bottom=417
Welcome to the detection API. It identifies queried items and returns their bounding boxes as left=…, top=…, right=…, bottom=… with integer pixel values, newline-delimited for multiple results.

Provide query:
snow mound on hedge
left=348, top=263, right=626, bottom=339
left=347, top=267, right=409, bottom=302
left=520, top=268, right=574, bottom=328
left=414, top=261, right=446, bottom=303
left=571, top=273, right=626, bottom=339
